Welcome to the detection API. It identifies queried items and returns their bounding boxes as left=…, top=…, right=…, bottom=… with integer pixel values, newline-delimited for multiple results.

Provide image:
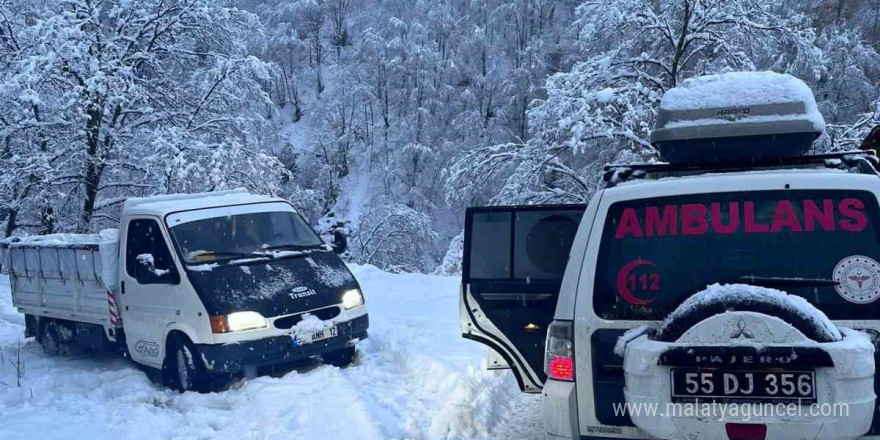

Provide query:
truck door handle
left=121, top=281, right=125, bottom=294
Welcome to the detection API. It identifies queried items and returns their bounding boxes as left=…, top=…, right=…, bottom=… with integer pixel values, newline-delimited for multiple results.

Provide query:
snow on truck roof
left=123, top=188, right=286, bottom=216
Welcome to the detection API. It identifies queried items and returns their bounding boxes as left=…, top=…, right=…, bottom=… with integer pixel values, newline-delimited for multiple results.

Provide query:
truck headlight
left=342, top=288, right=364, bottom=309
left=210, top=311, right=268, bottom=333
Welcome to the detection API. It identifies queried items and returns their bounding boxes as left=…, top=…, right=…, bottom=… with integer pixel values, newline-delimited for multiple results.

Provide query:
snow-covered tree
left=830, top=97, right=880, bottom=149
left=0, top=0, right=287, bottom=234
left=447, top=0, right=827, bottom=205
left=351, top=199, right=438, bottom=272
left=4, top=0, right=880, bottom=273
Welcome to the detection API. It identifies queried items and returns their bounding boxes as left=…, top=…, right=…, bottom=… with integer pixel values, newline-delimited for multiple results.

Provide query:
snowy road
left=0, top=266, right=544, bottom=440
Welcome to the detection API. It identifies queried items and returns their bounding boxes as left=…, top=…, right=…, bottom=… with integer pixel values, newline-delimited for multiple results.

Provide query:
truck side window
left=126, top=219, right=180, bottom=285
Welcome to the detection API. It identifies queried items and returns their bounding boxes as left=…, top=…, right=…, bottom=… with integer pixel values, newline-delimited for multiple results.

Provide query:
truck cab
left=460, top=72, right=880, bottom=440
left=4, top=189, right=368, bottom=391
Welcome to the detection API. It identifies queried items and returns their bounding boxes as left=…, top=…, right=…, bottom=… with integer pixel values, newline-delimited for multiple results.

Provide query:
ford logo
left=292, top=286, right=309, bottom=293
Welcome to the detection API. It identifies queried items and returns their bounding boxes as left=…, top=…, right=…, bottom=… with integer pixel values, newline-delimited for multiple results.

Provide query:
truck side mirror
left=134, top=254, right=179, bottom=285
left=135, top=259, right=158, bottom=284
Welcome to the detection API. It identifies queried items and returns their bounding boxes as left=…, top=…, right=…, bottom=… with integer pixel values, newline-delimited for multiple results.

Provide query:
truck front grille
left=273, top=306, right=342, bottom=330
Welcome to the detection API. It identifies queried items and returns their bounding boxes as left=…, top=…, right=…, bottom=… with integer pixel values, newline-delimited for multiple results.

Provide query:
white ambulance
left=460, top=72, right=880, bottom=439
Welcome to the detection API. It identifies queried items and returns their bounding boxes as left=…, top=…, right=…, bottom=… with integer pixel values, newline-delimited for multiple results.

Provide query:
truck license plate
left=293, top=326, right=338, bottom=346
left=671, top=369, right=815, bottom=403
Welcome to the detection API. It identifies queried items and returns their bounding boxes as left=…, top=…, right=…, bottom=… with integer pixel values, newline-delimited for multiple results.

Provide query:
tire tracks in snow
left=0, top=268, right=547, bottom=439
left=333, top=324, right=528, bottom=439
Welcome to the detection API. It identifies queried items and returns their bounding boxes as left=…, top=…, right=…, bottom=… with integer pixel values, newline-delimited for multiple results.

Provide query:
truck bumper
left=197, top=314, right=369, bottom=373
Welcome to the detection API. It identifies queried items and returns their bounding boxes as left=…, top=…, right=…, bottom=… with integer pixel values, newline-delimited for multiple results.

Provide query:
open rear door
left=461, top=205, right=586, bottom=392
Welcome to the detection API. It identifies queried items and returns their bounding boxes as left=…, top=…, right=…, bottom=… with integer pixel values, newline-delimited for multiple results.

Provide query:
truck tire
left=322, top=346, right=357, bottom=367
left=653, top=289, right=838, bottom=343
left=166, top=336, right=209, bottom=393
left=39, top=320, right=70, bottom=356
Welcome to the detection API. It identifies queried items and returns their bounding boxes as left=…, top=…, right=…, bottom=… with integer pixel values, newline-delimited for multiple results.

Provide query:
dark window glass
left=469, top=212, right=512, bottom=279
left=594, top=190, right=880, bottom=320
left=468, top=209, right=583, bottom=281
left=514, top=211, right=581, bottom=279
left=126, top=219, right=179, bottom=285
left=169, top=210, right=323, bottom=264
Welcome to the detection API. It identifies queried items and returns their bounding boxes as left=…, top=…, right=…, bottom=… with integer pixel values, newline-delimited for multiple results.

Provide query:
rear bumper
left=197, top=314, right=369, bottom=373
left=623, top=329, right=876, bottom=440
left=544, top=379, right=580, bottom=439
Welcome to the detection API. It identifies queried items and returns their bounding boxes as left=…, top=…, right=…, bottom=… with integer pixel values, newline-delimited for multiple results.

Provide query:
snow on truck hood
left=185, top=250, right=359, bottom=317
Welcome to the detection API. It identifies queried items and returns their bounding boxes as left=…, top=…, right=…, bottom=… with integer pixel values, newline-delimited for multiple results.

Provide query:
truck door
left=120, top=217, right=182, bottom=367
left=461, top=205, right=586, bottom=392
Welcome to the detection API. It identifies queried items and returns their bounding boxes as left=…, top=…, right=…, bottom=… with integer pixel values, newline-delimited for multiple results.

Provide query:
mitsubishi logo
left=730, top=319, right=754, bottom=339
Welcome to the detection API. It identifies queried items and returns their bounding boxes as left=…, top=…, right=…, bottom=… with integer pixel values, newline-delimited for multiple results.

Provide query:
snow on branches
left=0, top=0, right=286, bottom=234
left=351, top=199, right=438, bottom=273
left=446, top=0, right=834, bottom=205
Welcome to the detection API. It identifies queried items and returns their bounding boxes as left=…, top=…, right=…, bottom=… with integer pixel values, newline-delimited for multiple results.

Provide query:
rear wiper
left=736, top=276, right=839, bottom=288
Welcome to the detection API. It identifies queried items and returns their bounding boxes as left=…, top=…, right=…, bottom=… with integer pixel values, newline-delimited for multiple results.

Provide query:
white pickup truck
left=0, top=189, right=369, bottom=391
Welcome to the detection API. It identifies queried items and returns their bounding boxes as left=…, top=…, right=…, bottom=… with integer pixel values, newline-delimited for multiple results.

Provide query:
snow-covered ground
left=0, top=266, right=542, bottom=439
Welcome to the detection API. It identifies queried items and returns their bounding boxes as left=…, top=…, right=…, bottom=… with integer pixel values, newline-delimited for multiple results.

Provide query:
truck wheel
left=166, top=337, right=208, bottom=392
left=39, top=321, right=63, bottom=356
left=322, top=346, right=357, bottom=367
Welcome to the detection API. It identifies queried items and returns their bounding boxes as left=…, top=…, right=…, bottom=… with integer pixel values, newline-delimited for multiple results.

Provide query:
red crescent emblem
left=616, top=259, right=657, bottom=305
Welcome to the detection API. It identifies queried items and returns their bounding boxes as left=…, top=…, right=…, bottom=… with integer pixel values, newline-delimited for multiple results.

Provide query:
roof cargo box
left=650, top=71, right=826, bottom=164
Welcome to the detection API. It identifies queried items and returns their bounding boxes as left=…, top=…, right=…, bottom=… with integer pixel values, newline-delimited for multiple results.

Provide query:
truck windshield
left=593, top=189, right=880, bottom=320
left=168, top=210, right=324, bottom=264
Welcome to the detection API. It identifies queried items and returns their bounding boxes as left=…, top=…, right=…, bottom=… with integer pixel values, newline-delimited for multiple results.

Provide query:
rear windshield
left=594, top=190, right=880, bottom=320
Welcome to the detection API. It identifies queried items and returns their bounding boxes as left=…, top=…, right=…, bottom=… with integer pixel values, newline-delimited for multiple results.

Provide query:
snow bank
left=0, top=266, right=532, bottom=439
left=660, top=71, right=825, bottom=131
left=656, top=283, right=842, bottom=342
left=434, top=232, right=464, bottom=276
left=0, top=276, right=24, bottom=347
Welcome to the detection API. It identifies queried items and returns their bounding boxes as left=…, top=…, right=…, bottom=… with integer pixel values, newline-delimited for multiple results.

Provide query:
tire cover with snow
left=653, top=284, right=839, bottom=343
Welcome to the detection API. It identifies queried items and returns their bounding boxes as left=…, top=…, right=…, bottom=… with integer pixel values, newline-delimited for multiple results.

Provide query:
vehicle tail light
left=545, top=320, right=575, bottom=381
left=726, top=423, right=767, bottom=440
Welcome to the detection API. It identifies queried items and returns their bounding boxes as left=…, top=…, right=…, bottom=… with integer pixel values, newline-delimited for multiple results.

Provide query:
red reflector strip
left=107, top=290, right=120, bottom=327
left=726, top=423, right=767, bottom=440
left=549, top=356, right=574, bottom=381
